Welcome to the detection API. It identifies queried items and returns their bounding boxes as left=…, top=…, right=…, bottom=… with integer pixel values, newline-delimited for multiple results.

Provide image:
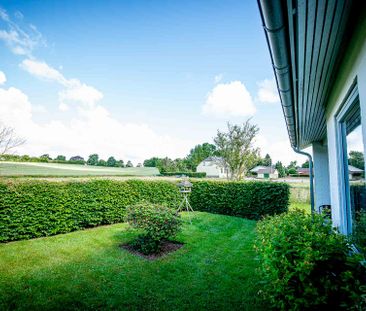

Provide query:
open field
left=0, top=162, right=159, bottom=177
left=0, top=212, right=265, bottom=311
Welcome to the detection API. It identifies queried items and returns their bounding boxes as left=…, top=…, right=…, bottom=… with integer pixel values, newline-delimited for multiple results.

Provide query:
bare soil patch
left=121, top=240, right=183, bottom=260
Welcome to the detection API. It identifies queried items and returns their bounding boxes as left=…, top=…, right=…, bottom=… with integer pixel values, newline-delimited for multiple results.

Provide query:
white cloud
left=254, top=134, right=311, bottom=166
left=0, top=71, right=6, bottom=84
left=257, top=78, right=280, bottom=104
left=20, top=59, right=103, bottom=107
left=20, top=59, right=66, bottom=83
left=0, top=7, right=45, bottom=56
left=203, top=81, right=256, bottom=117
left=0, top=83, right=192, bottom=162
left=214, top=74, right=223, bottom=84
left=347, top=126, right=364, bottom=153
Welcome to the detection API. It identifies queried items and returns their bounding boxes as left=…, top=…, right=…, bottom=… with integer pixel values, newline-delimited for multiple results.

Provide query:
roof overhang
left=257, top=0, right=356, bottom=149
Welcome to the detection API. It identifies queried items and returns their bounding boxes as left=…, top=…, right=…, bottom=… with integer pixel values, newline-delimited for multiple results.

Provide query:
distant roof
left=250, top=165, right=268, bottom=173
left=203, top=156, right=223, bottom=162
left=258, top=167, right=277, bottom=174
left=348, top=165, right=364, bottom=173
left=297, top=168, right=310, bottom=174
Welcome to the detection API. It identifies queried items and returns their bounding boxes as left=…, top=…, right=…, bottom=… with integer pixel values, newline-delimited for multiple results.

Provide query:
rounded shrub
left=255, top=210, right=366, bottom=310
left=126, top=202, right=182, bottom=255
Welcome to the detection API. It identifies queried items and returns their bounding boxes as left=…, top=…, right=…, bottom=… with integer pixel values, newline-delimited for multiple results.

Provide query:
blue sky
left=0, top=0, right=305, bottom=165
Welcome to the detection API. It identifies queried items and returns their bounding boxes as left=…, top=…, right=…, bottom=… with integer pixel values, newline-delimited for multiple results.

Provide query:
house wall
left=196, top=162, right=227, bottom=178
left=324, top=10, right=366, bottom=233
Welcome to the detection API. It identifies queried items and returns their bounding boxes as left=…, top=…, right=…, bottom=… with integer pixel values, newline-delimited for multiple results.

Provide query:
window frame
left=335, top=81, right=360, bottom=235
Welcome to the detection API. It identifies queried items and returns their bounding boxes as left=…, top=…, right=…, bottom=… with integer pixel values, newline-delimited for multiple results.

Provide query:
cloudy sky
left=0, top=0, right=310, bottom=165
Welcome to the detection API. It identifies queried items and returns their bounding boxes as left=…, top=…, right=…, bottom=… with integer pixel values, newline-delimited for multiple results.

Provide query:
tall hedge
left=0, top=179, right=289, bottom=242
left=190, top=181, right=289, bottom=219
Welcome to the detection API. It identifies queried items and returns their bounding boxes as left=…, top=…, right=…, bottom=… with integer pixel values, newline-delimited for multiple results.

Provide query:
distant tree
left=301, top=160, right=310, bottom=168
left=106, top=156, right=117, bottom=167
left=185, top=143, right=217, bottom=171
left=97, top=159, right=107, bottom=166
left=214, top=120, right=260, bottom=180
left=288, top=167, right=297, bottom=175
left=40, top=154, right=52, bottom=161
left=287, top=160, right=298, bottom=170
left=262, top=154, right=272, bottom=167
left=0, top=124, right=25, bottom=155
left=348, top=150, right=364, bottom=170
left=87, top=154, right=99, bottom=166
left=116, top=160, right=125, bottom=167
left=275, top=161, right=287, bottom=178
left=143, top=157, right=161, bottom=167
left=70, top=155, right=84, bottom=162
left=55, top=155, right=66, bottom=161
left=126, top=160, right=133, bottom=167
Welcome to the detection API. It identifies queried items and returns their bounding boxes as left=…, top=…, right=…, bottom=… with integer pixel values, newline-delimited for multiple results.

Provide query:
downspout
left=292, top=147, right=315, bottom=214
left=257, top=0, right=315, bottom=214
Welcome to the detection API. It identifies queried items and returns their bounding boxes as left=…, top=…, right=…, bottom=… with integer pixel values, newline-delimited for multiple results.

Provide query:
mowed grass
left=0, top=162, right=159, bottom=177
left=0, top=212, right=265, bottom=311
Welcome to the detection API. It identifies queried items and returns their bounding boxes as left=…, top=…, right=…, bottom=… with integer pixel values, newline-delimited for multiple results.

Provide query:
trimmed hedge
left=160, top=172, right=207, bottom=178
left=0, top=179, right=289, bottom=242
left=190, top=181, right=289, bottom=220
left=0, top=180, right=180, bottom=242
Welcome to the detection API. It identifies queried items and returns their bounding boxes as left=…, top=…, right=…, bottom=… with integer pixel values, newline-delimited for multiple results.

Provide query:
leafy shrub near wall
left=0, top=180, right=180, bottom=242
left=160, top=172, right=207, bottom=178
left=255, top=210, right=366, bottom=310
left=190, top=181, right=289, bottom=220
left=0, top=179, right=289, bottom=242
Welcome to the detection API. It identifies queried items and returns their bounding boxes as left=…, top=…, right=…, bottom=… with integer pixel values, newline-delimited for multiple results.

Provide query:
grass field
left=0, top=212, right=265, bottom=311
left=0, top=162, right=159, bottom=177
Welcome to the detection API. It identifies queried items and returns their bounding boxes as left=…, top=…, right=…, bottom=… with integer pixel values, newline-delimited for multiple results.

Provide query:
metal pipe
left=292, top=147, right=315, bottom=214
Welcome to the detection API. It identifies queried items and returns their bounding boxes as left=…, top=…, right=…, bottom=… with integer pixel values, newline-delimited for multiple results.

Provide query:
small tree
left=275, top=161, right=287, bottom=178
left=87, top=154, right=99, bottom=166
left=116, top=159, right=125, bottom=167
left=126, top=160, right=133, bottom=167
left=214, top=120, right=260, bottom=180
left=97, top=159, right=107, bottom=166
left=0, top=124, right=25, bottom=155
left=40, top=154, right=51, bottom=162
left=349, top=151, right=364, bottom=170
left=55, top=155, right=66, bottom=161
left=106, top=156, right=117, bottom=167
left=263, top=154, right=272, bottom=167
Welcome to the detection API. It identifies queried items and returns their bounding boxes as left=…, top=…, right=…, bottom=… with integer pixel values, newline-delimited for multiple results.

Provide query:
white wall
left=196, top=162, right=227, bottom=178
left=312, top=142, right=330, bottom=212
left=324, top=13, right=366, bottom=233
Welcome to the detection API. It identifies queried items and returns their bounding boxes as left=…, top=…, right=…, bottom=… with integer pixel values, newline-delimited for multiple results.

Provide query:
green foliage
left=349, top=150, right=365, bottom=170
left=106, top=156, right=117, bottom=167
left=160, top=172, right=206, bottom=178
left=126, top=160, right=133, bottom=167
left=87, top=154, right=99, bottom=165
left=185, top=143, right=217, bottom=171
left=190, top=181, right=289, bottom=219
left=55, top=155, right=66, bottom=161
left=0, top=180, right=180, bottom=242
left=352, top=210, right=366, bottom=255
left=262, top=154, right=272, bottom=167
left=214, top=121, right=260, bottom=180
left=116, top=159, right=125, bottom=167
left=275, top=161, right=287, bottom=177
left=288, top=167, right=297, bottom=175
left=0, top=179, right=288, bottom=242
left=301, top=160, right=310, bottom=168
left=255, top=210, right=366, bottom=310
left=126, top=202, right=182, bottom=254
left=97, top=159, right=107, bottom=166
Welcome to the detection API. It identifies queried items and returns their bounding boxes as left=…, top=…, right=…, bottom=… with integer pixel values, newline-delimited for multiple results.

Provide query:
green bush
left=0, top=179, right=289, bottom=242
left=255, top=210, right=366, bottom=310
left=126, top=202, right=182, bottom=254
left=190, top=181, right=289, bottom=219
left=0, top=180, right=180, bottom=242
left=160, top=172, right=206, bottom=178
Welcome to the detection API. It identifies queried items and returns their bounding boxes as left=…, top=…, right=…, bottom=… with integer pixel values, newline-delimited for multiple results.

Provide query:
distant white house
left=348, top=165, right=364, bottom=180
left=250, top=166, right=279, bottom=179
left=196, top=156, right=228, bottom=178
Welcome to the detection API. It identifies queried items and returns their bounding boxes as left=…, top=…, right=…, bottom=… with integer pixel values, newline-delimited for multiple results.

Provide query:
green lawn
left=0, top=162, right=159, bottom=177
left=0, top=212, right=265, bottom=311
